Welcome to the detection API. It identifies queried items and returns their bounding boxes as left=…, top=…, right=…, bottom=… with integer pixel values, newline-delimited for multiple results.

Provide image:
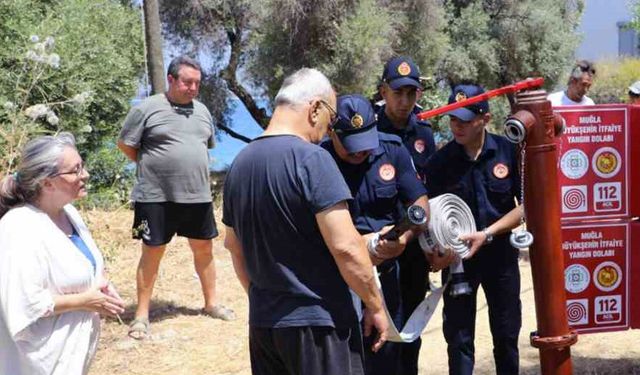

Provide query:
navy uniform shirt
left=424, top=132, right=520, bottom=232
left=377, top=107, right=436, bottom=184
left=222, top=135, right=357, bottom=329
left=321, top=133, right=427, bottom=234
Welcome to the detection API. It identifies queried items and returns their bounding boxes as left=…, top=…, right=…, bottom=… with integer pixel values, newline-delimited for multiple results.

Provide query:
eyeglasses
left=53, top=162, right=85, bottom=178
left=318, top=99, right=339, bottom=129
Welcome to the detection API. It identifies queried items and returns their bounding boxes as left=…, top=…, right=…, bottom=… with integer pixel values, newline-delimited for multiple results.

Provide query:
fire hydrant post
left=504, top=89, right=578, bottom=375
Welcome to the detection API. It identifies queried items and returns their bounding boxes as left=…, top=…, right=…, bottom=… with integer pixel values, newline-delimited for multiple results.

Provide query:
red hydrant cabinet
left=555, top=104, right=640, bottom=333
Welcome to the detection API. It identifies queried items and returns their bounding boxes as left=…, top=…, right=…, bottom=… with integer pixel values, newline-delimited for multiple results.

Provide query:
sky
left=576, top=0, right=635, bottom=60
left=209, top=99, right=264, bottom=171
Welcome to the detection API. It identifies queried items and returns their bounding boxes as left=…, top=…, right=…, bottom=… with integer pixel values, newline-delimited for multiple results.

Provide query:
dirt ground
left=86, top=209, right=640, bottom=375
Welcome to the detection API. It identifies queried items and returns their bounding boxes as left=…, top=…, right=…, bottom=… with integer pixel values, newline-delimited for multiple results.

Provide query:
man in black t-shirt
left=223, top=68, right=388, bottom=375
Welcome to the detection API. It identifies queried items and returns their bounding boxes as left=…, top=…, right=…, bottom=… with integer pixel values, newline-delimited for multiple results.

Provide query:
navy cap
left=382, top=56, right=423, bottom=90
left=446, top=84, right=490, bottom=122
left=334, top=94, right=379, bottom=153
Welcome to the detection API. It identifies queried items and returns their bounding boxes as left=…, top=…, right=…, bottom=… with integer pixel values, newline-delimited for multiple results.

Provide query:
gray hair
left=0, top=132, right=77, bottom=218
left=167, top=55, right=202, bottom=79
left=569, top=60, right=596, bottom=82
left=274, top=68, right=334, bottom=109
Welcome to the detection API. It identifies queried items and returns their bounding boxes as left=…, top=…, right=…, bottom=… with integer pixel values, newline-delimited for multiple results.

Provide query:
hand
left=100, top=280, right=123, bottom=303
left=425, top=246, right=457, bottom=271
left=375, top=225, right=408, bottom=260
left=81, top=285, right=125, bottom=317
left=458, top=231, right=487, bottom=259
left=362, top=305, right=388, bottom=353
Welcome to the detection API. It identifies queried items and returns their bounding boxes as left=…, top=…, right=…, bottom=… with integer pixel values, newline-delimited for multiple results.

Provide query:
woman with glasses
left=0, top=132, right=125, bottom=375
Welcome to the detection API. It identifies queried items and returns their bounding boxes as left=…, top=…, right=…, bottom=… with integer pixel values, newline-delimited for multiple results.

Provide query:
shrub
left=588, top=58, right=640, bottom=104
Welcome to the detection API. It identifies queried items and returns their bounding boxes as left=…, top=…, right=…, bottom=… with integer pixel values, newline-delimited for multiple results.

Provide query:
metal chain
left=519, top=142, right=526, bottom=226
left=556, top=136, right=563, bottom=169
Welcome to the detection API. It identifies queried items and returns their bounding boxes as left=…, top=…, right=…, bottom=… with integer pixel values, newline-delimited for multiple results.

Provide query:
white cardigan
left=0, top=204, right=104, bottom=375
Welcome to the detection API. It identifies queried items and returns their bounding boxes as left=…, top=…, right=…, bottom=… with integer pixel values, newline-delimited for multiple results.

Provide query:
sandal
left=127, top=317, right=149, bottom=340
left=202, top=305, right=236, bottom=321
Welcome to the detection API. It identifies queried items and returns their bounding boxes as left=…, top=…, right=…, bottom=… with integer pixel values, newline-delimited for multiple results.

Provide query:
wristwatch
left=482, top=228, right=494, bottom=244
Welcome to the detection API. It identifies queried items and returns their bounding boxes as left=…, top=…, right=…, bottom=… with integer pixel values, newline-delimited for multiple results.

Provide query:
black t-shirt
left=222, top=135, right=357, bottom=328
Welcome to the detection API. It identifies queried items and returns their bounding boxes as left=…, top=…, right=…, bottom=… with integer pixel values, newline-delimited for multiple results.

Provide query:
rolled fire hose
left=375, top=193, right=476, bottom=343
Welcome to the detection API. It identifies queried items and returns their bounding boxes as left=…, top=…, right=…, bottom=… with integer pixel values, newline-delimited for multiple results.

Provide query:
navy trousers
left=250, top=325, right=364, bottom=375
left=442, top=239, right=522, bottom=375
left=363, top=260, right=404, bottom=375
left=397, top=241, right=430, bottom=375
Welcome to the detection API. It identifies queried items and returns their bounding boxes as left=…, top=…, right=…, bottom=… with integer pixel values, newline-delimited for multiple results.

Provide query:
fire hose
left=370, top=194, right=476, bottom=343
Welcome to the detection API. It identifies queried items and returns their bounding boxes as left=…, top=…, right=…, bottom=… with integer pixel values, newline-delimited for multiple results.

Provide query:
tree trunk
left=143, top=0, right=165, bottom=94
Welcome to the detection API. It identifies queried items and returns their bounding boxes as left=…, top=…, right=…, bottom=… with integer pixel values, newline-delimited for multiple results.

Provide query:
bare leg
left=135, top=243, right=166, bottom=319
left=188, top=238, right=217, bottom=309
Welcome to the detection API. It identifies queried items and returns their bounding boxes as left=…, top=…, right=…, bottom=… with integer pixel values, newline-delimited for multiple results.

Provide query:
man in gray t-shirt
left=118, top=55, right=234, bottom=340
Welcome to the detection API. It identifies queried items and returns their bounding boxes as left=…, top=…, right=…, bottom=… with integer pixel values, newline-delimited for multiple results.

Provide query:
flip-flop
left=128, top=317, right=149, bottom=340
left=202, top=305, right=236, bottom=321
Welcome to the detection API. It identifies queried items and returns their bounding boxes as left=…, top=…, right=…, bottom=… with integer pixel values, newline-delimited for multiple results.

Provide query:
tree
left=441, top=0, right=584, bottom=88
left=588, top=58, right=640, bottom=104
left=143, top=0, right=166, bottom=94
left=630, top=0, right=640, bottom=32
left=158, top=0, right=584, bottom=141
left=159, top=0, right=266, bottom=135
left=0, top=0, right=144, bottom=203
left=0, top=0, right=144, bottom=150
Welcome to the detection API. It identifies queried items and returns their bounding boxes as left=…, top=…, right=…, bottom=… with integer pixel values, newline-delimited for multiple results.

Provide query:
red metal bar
left=416, top=77, right=544, bottom=120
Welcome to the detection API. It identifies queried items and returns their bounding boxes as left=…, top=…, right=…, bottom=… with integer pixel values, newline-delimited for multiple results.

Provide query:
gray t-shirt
left=119, top=94, right=215, bottom=203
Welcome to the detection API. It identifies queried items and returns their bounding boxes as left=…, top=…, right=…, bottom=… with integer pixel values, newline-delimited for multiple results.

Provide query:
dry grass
left=87, top=209, right=640, bottom=375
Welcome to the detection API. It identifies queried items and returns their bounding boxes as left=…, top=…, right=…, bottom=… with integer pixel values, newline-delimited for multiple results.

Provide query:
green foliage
left=0, top=0, right=143, bottom=207
left=441, top=0, right=583, bottom=89
left=78, top=142, right=135, bottom=210
left=391, top=0, right=449, bottom=81
left=588, top=58, right=640, bottom=104
left=440, top=1, right=500, bottom=85
left=159, top=0, right=255, bottom=128
left=322, top=0, right=395, bottom=96
left=159, top=0, right=584, bottom=144
left=248, top=0, right=348, bottom=98
left=630, top=1, right=640, bottom=32
left=416, top=84, right=450, bottom=139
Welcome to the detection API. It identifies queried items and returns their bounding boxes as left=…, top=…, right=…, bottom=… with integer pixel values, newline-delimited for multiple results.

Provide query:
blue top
left=222, top=135, right=357, bottom=329
left=376, top=107, right=436, bottom=184
left=68, top=228, right=96, bottom=272
left=424, top=132, right=520, bottom=233
left=321, top=133, right=427, bottom=234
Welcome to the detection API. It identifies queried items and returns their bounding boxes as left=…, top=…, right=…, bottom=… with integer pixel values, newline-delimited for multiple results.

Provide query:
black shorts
left=249, top=325, right=364, bottom=375
left=132, top=202, right=219, bottom=246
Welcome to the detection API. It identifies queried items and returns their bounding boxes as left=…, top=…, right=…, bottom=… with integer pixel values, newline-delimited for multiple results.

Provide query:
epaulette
left=415, top=118, right=432, bottom=129
left=378, top=132, right=403, bottom=145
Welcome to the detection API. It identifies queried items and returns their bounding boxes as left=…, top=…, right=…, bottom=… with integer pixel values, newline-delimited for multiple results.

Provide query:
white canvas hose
left=376, top=193, right=476, bottom=343
left=419, top=193, right=476, bottom=259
